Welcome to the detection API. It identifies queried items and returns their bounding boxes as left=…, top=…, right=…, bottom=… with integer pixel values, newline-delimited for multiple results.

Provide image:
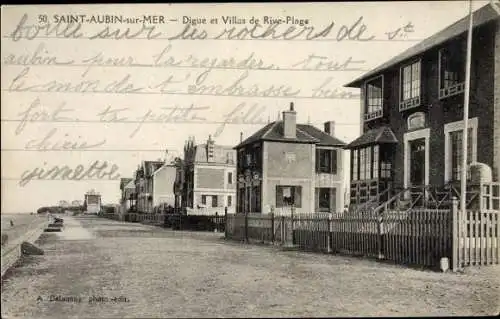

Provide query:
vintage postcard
left=1, top=1, right=499, bottom=318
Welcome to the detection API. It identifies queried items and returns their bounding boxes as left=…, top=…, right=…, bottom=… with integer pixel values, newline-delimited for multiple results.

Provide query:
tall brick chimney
left=324, top=121, right=336, bottom=137
left=282, top=102, right=297, bottom=139
left=207, top=135, right=215, bottom=162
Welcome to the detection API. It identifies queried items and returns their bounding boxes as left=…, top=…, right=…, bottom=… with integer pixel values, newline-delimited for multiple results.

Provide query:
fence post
left=224, top=207, right=228, bottom=239
left=245, top=212, right=249, bottom=243
left=327, top=213, right=332, bottom=253
left=452, top=196, right=460, bottom=272
left=291, top=205, right=296, bottom=245
left=281, top=215, right=285, bottom=246
left=271, top=206, right=275, bottom=244
left=377, top=212, right=383, bottom=260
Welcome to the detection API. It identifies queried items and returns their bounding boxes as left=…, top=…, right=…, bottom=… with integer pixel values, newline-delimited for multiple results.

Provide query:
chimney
left=207, top=135, right=215, bottom=162
left=282, top=102, right=297, bottom=139
left=324, top=121, right=336, bottom=137
left=240, top=132, right=243, bottom=143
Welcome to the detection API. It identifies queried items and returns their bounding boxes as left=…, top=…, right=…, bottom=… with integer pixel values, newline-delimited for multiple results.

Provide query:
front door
left=410, top=138, right=426, bottom=186
left=409, top=138, right=426, bottom=206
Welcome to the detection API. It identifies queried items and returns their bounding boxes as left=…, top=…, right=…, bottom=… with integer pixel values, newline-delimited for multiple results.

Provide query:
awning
left=344, top=126, right=398, bottom=149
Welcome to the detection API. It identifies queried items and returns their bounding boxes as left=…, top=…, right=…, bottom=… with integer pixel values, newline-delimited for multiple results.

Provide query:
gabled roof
left=345, top=2, right=500, bottom=88
left=143, top=160, right=164, bottom=177
left=345, top=126, right=398, bottom=149
left=124, top=180, right=135, bottom=190
left=120, top=178, right=133, bottom=190
left=234, top=121, right=346, bottom=149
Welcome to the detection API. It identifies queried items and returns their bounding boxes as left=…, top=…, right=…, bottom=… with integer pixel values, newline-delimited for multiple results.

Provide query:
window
left=276, top=186, right=302, bottom=208
left=373, top=145, right=379, bottom=179
left=201, top=195, right=207, bottom=205
left=439, top=39, right=466, bottom=98
left=359, top=148, right=366, bottom=180
left=400, top=61, right=421, bottom=110
left=226, top=152, right=234, bottom=164
left=353, top=145, right=391, bottom=181
left=212, top=195, right=218, bottom=207
left=238, top=150, right=245, bottom=169
left=450, top=129, right=473, bottom=181
left=316, top=149, right=338, bottom=174
left=365, top=76, right=383, bottom=120
left=228, top=172, right=233, bottom=184
left=246, top=154, right=252, bottom=166
left=364, top=146, right=371, bottom=179
left=227, top=195, right=232, bottom=207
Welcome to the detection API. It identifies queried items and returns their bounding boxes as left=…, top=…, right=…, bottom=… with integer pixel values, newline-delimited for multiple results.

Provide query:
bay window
left=351, top=145, right=393, bottom=181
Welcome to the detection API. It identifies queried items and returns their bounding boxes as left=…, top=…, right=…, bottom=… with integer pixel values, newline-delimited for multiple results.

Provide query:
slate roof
left=345, top=2, right=500, bottom=88
left=234, top=121, right=347, bottom=149
left=194, top=144, right=235, bottom=163
left=345, top=126, right=398, bottom=149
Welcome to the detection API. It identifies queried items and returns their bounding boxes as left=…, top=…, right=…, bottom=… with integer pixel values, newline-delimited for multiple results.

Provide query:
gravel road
left=1, top=215, right=498, bottom=318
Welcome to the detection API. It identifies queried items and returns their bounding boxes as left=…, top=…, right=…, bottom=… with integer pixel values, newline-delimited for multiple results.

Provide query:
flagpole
left=460, top=0, right=473, bottom=214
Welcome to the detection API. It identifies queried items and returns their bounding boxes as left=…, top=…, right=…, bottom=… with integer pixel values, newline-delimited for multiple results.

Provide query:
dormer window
left=364, top=76, right=383, bottom=121
left=439, top=39, right=466, bottom=99
left=399, top=60, right=421, bottom=111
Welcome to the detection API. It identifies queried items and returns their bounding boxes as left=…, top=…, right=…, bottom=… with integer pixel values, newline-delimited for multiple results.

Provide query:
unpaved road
left=1, top=216, right=498, bottom=318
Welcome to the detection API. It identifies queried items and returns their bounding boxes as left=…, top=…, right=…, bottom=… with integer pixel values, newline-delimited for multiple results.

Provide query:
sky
left=0, top=1, right=492, bottom=213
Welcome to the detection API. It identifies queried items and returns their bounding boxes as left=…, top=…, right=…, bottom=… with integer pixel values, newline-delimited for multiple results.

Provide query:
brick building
left=344, top=3, right=500, bottom=210
left=234, top=102, right=347, bottom=214
left=182, top=135, right=237, bottom=214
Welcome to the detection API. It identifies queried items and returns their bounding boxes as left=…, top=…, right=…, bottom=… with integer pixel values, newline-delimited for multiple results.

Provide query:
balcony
left=439, top=82, right=464, bottom=99
left=399, top=96, right=421, bottom=111
left=364, top=109, right=383, bottom=121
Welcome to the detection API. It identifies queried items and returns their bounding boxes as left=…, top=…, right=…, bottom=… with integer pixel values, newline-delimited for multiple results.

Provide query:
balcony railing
left=364, top=109, right=383, bottom=121
left=399, top=96, right=421, bottom=111
left=439, top=82, right=465, bottom=99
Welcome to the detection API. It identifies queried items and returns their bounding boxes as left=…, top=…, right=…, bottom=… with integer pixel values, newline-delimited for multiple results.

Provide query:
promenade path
left=1, top=216, right=498, bottom=318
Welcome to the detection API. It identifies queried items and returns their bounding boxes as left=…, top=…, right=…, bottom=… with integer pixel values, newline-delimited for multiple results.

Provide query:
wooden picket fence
left=454, top=209, right=500, bottom=267
left=225, top=203, right=500, bottom=270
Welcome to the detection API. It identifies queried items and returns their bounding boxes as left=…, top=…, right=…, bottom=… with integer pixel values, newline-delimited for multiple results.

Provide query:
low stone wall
left=1, top=219, right=48, bottom=278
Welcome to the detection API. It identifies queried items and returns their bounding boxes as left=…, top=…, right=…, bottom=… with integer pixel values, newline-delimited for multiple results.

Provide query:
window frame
left=364, top=75, right=384, bottom=121
left=316, top=148, right=338, bottom=174
left=276, top=185, right=302, bottom=208
left=438, top=39, right=466, bottom=99
left=444, top=117, right=478, bottom=183
left=399, top=59, right=421, bottom=111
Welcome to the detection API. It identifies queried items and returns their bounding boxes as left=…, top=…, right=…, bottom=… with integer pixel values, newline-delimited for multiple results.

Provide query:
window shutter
left=316, top=149, right=320, bottom=172
left=331, top=150, right=337, bottom=175
left=294, top=186, right=302, bottom=208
